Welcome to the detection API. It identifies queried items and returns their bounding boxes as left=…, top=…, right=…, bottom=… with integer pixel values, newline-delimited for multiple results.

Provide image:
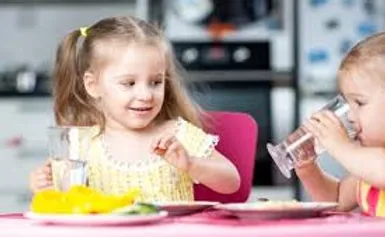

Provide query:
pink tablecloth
left=0, top=211, right=385, bottom=237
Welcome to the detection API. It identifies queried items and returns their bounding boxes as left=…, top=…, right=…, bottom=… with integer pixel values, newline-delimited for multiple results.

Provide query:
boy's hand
left=151, top=133, right=192, bottom=172
left=29, top=160, right=53, bottom=193
left=304, top=110, right=352, bottom=154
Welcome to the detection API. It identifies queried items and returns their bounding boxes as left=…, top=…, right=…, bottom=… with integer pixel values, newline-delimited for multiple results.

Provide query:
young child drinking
left=298, top=32, right=385, bottom=216
left=29, top=16, right=240, bottom=202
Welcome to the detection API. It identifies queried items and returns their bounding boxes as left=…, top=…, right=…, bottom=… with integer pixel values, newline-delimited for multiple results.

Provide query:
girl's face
left=340, top=68, right=385, bottom=147
left=84, top=43, right=167, bottom=131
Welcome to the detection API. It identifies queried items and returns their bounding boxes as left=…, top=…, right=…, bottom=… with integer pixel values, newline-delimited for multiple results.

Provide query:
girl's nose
left=136, top=86, right=152, bottom=101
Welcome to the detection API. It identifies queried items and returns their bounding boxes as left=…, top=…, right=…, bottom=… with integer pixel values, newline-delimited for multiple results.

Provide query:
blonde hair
left=53, top=16, right=203, bottom=130
left=338, top=32, right=385, bottom=86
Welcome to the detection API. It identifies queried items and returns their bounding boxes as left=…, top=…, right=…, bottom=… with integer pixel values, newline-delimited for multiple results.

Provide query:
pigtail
left=52, top=29, right=102, bottom=127
left=52, top=29, right=82, bottom=125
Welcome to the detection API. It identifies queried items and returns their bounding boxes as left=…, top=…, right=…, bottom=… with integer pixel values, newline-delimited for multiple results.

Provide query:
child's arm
left=305, top=111, right=385, bottom=189
left=154, top=143, right=240, bottom=194
left=329, top=143, right=385, bottom=188
left=187, top=150, right=240, bottom=194
left=152, top=119, right=240, bottom=194
left=296, top=163, right=358, bottom=211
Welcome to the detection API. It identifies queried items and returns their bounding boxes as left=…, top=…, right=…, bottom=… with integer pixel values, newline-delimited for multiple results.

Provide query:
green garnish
left=111, top=203, right=159, bottom=215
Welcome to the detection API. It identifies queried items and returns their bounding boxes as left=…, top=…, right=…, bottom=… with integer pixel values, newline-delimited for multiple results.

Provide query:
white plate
left=214, top=202, right=338, bottom=219
left=153, top=201, right=218, bottom=216
left=24, top=211, right=168, bottom=226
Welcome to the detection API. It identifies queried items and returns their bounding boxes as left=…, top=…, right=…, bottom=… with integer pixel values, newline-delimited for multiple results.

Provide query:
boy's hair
left=53, top=16, right=202, bottom=130
left=338, top=32, right=385, bottom=84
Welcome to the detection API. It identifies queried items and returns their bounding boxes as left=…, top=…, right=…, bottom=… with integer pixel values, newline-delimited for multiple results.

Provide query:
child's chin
left=127, top=119, right=153, bottom=130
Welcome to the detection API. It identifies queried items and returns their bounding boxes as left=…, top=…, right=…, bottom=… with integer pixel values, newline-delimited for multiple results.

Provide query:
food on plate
left=30, top=185, right=141, bottom=214
left=112, top=203, right=159, bottom=215
left=249, top=200, right=301, bottom=209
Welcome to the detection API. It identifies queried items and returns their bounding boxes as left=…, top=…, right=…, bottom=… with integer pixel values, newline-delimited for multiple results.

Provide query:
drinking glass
left=267, top=94, right=356, bottom=178
left=48, top=126, right=89, bottom=191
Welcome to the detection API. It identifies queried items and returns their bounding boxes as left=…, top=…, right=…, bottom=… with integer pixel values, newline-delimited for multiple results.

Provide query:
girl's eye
left=121, top=81, right=135, bottom=87
left=150, top=80, right=163, bottom=87
left=355, top=99, right=365, bottom=107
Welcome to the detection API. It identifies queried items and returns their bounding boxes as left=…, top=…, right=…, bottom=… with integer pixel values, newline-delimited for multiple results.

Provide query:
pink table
left=1, top=212, right=385, bottom=237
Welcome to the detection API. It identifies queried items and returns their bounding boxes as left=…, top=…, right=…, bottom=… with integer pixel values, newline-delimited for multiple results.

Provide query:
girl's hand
left=151, top=133, right=192, bottom=172
left=29, top=160, right=53, bottom=193
left=304, top=110, right=352, bottom=154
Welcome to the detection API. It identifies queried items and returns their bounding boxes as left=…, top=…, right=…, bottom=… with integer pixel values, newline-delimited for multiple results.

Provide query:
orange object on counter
left=207, top=21, right=235, bottom=40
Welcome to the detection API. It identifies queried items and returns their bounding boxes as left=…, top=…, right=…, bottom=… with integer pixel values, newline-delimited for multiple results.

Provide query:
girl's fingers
left=164, top=141, right=180, bottom=158
left=150, top=137, right=161, bottom=151
left=158, top=134, right=175, bottom=149
left=36, top=169, right=51, bottom=178
left=152, top=134, right=174, bottom=155
left=311, top=113, right=327, bottom=126
left=151, top=133, right=174, bottom=152
left=318, top=112, right=335, bottom=127
left=44, top=159, right=52, bottom=166
left=304, top=120, right=323, bottom=138
left=31, top=178, right=53, bottom=192
left=39, top=179, right=53, bottom=186
left=42, top=166, right=52, bottom=175
left=303, top=120, right=316, bottom=134
left=154, top=147, right=166, bottom=156
left=312, top=112, right=333, bottom=131
left=324, top=110, right=344, bottom=127
left=313, top=110, right=342, bottom=129
left=38, top=181, right=53, bottom=190
left=36, top=173, right=52, bottom=181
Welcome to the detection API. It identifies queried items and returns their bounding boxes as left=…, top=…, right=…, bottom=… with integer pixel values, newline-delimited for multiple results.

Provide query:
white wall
left=0, top=3, right=137, bottom=71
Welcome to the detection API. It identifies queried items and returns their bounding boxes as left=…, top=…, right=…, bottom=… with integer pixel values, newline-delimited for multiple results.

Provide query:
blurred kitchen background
left=0, top=0, right=383, bottom=211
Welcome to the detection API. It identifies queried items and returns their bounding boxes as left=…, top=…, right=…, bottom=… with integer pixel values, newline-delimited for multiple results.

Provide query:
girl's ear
left=83, top=71, right=101, bottom=99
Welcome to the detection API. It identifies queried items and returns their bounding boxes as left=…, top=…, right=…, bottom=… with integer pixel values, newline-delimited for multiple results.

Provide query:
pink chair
left=194, top=111, right=258, bottom=203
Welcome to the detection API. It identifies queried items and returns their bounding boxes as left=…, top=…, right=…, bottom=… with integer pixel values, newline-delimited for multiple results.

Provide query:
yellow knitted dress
left=77, top=118, right=218, bottom=202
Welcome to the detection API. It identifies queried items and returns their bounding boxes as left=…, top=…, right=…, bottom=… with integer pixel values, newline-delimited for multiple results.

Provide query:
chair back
left=194, top=111, right=258, bottom=203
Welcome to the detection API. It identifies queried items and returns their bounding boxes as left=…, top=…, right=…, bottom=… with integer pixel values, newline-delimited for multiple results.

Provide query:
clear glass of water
left=267, top=94, right=357, bottom=179
left=48, top=126, right=89, bottom=191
